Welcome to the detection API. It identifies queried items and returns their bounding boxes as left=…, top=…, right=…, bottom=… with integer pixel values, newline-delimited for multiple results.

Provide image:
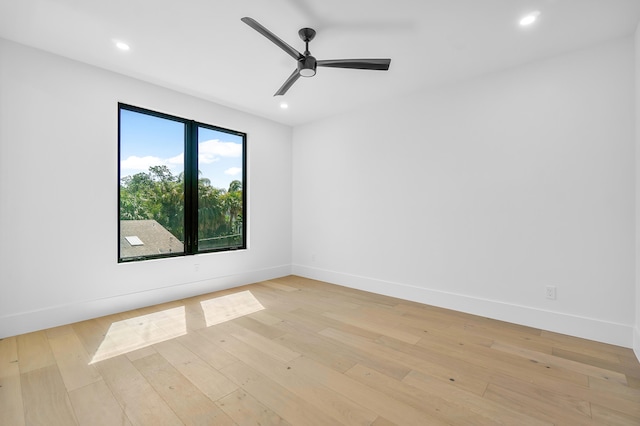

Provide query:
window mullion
left=184, top=121, right=199, bottom=254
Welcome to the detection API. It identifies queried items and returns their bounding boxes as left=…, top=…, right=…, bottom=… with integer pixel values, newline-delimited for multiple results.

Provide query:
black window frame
left=118, top=103, right=247, bottom=263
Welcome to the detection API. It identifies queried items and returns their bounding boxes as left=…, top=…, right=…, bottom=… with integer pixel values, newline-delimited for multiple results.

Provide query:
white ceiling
left=1, top=0, right=640, bottom=126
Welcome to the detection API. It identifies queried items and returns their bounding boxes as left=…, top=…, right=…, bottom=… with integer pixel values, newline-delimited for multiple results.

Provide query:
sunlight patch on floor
left=90, top=306, right=186, bottom=364
left=200, top=290, right=265, bottom=327
left=89, top=290, right=264, bottom=364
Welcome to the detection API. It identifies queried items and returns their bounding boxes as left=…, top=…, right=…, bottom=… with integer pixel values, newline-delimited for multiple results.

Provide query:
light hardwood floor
left=1, top=275, right=640, bottom=425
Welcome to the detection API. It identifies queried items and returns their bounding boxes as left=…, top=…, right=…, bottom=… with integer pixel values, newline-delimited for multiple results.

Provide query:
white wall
left=0, top=39, right=292, bottom=338
left=293, top=37, right=636, bottom=347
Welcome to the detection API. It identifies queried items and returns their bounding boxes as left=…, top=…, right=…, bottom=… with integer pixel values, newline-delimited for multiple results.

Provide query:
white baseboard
left=0, top=264, right=291, bottom=339
left=292, top=264, right=634, bottom=349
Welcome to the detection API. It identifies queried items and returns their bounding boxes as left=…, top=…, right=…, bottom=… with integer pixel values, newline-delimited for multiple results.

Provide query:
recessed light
left=519, top=11, right=540, bottom=27
left=280, top=102, right=288, bottom=109
left=115, top=41, right=130, bottom=51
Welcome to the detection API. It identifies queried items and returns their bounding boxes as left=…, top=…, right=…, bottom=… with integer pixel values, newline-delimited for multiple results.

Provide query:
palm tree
left=225, top=180, right=243, bottom=236
left=229, top=180, right=242, bottom=193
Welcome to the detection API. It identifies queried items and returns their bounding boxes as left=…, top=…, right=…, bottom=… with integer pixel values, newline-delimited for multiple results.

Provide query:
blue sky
left=120, top=109, right=243, bottom=191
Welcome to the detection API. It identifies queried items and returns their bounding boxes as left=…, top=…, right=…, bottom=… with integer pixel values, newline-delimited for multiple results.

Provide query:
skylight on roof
left=125, top=235, right=144, bottom=246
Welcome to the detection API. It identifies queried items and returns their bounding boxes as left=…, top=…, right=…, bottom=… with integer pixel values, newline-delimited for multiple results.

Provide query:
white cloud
left=121, top=154, right=183, bottom=177
left=224, top=167, right=242, bottom=176
left=199, top=139, right=242, bottom=164
left=121, top=140, right=241, bottom=178
left=167, top=153, right=184, bottom=165
left=121, top=155, right=165, bottom=171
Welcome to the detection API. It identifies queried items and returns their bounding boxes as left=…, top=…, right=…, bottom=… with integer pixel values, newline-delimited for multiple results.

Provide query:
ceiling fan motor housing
left=298, top=55, right=317, bottom=77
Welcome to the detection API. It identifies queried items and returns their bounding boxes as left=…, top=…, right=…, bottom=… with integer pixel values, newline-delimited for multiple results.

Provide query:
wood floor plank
left=45, top=324, right=75, bottom=339
left=402, top=369, right=552, bottom=425
left=271, top=311, right=411, bottom=381
left=217, top=388, right=292, bottom=426
left=553, top=346, right=640, bottom=382
left=284, top=277, right=399, bottom=309
left=399, top=311, right=497, bottom=347
left=376, top=335, right=490, bottom=395
left=248, top=310, right=286, bottom=326
left=176, top=332, right=238, bottom=371
left=587, top=375, right=640, bottom=402
left=280, top=307, right=383, bottom=340
left=371, top=417, right=397, bottom=426
left=152, top=337, right=238, bottom=401
left=455, top=319, right=553, bottom=354
left=240, top=287, right=303, bottom=314
left=416, top=330, right=591, bottom=387
left=203, top=325, right=378, bottom=426
left=345, top=363, right=497, bottom=425
left=231, top=314, right=287, bottom=340
left=483, top=382, right=592, bottom=424
left=259, top=280, right=300, bottom=292
left=94, top=355, right=183, bottom=426
left=287, top=354, right=449, bottom=425
left=323, top=311, right=421, bottom=344
left=492, top=341, right=628, bottom=385
left=626, top=375, right=640, bottom=389
left=590, top=403, right=640, bottom=426
left=68, top=380, right=131, bottom=426
left=17, top=330, right=56, bottom=373
left=287, top=287, right=362, bottom=311
left=224, top=321, right=301, bottom=363
left=253, top=282, right=361, bottom=313
left=619, top=352, right=640, bottom=378
left=0, top=336, right=20, bottom=377
left=0, top=337, right=25, bottom=426
left=274, top=329, right=360, bottom=373
left=552, top=344, right=623, bottom=367
left=393, top=303, right=471, bottom=329
left=541, top=330, right=632, bottom=357
left=48, top=330, right=102, bottom=392
left=21, top=365, right=78, bottom=426
left=0, top=372, right=24, bottom=426
left=270, top=307, right=342, bottom=333
left=577, top=378, right=640, bottom=419
left=359, top=305, right=462, bottom=339
left=488, top=369, right=640, bottom=420
left=133, top=353, right=235, bottom=425
left=321, top=327, right=489, bottom=396
left=220, top=361, right=339, bottom=426
left=72, top=319, right=113, bottom=360
left=125, top=344, right=158, bottom=362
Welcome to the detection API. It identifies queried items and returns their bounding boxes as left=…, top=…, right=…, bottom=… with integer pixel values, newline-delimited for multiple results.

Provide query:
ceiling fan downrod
left=298, top=28, right=317, bottom=77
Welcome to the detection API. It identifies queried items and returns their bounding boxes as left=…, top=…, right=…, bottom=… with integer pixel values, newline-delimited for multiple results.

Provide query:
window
left=118, top=103, right=246, bottom=262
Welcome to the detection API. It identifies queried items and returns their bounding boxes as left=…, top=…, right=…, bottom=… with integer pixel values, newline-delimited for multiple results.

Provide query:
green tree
left=199, top=179, right=226, bottom=236
left=120, top=167, right=243, bottom=248
left=120, top=166, right=184, bottom=241
left=225, top=180, right=243, bottom=233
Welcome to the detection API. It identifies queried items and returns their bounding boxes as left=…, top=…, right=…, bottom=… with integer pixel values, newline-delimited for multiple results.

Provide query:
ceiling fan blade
left=241, top=17, right=304, bottom=61
left=317, top=58, right=391, bottom=70
left=274, top=69, right=301, bottom=96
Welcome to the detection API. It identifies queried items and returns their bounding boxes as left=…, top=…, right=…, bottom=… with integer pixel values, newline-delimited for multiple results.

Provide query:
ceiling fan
left=241, top=17, right=391, bottom=96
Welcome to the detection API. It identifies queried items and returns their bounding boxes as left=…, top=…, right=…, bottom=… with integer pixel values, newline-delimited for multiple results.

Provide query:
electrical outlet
left=545, top=286, right=556, bottom=300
